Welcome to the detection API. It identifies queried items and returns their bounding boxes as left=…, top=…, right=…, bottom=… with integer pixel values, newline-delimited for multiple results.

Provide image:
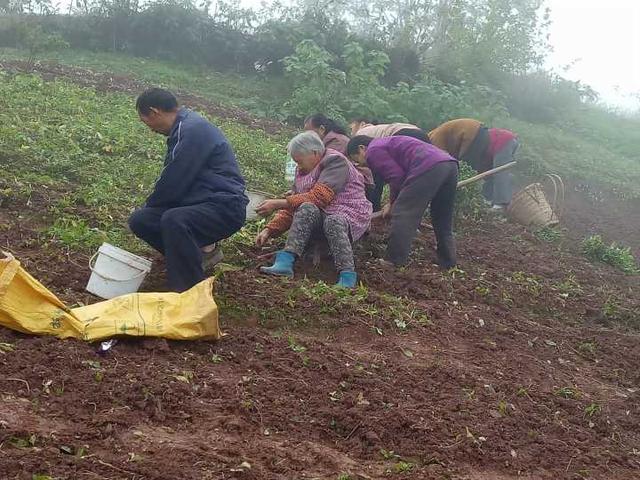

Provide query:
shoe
left=336, top=270, right=357, bottom=288
left=489, top=204, right=507, bottom=215
left=202, top=243, right=224, bottom=270
left=260, top=250, right=295, bottom=277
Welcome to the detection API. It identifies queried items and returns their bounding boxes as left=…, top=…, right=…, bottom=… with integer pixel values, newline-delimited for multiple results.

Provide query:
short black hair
left=136, top=88, right=179, bottom=115
left=346, top=135, right=374, bottom=156
left=304, top=113, right=349, bottom=136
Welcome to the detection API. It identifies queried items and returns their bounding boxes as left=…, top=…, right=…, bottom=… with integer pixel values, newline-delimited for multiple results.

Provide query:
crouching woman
left=347, top=135, right=459, bottom=269
left=255, top=131, right=372, bottom=288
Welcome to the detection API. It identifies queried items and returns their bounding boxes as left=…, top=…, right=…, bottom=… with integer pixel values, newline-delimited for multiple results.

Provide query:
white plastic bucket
left=86, top=243, right=152, bottom=299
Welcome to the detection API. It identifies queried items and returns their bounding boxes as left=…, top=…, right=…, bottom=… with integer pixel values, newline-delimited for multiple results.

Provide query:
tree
left=16, top=21, right=69, bottom=66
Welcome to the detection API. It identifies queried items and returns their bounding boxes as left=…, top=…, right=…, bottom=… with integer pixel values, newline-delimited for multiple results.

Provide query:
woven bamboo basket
left=507, top=174, right=564, bottom=228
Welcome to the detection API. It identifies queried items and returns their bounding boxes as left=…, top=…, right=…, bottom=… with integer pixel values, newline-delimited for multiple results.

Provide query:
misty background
left=24, top=0, right=638, bottom=112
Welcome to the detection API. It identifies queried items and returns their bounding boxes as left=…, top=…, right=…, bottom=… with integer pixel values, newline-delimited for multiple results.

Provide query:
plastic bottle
left=285, top=157, right=297, bottom=183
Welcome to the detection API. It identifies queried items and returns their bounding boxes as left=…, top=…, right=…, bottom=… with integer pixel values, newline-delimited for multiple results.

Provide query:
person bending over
left=304, top=113, right=351, bottom=156
left=305, top=113, right=376, bottom=209
left=255, top=131, right=372, bottom=288
left=349, top=119, right=431, bottom=211
left=129, top=88, right=248, bottom=292
left=347, top=135, right=458, bottom=269
left=428, top=118, right=518, bottom=209
left=351, top=119, right=430, bottom=143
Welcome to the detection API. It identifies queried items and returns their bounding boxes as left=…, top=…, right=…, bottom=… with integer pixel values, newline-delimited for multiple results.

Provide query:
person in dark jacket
left=129, top=88, right=248, bottom=292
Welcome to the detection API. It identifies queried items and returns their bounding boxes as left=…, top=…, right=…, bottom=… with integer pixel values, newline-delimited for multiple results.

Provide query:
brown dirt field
left=561, top=181, right=640, bottom=259
left=1, top=62, right=640, bottom=480
left=3, top=190, right=640, bottom=479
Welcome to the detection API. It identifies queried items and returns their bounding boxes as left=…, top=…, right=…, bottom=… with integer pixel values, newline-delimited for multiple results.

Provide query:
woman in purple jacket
left=347, top=135, right=458, bottom=269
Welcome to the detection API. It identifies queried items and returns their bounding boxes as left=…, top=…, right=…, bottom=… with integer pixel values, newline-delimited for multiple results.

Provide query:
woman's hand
left=255, top=228, right=271, bottom=247
left=381, top=203, right=393, bottom=219
left=256, top=199, right=288, bottom=216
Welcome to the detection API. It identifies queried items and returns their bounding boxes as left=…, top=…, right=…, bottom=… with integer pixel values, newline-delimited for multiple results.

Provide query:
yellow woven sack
left=0, top=252, right=221, bottom=341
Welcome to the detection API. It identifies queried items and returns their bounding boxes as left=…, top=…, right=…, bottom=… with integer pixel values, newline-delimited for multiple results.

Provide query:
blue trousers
left=129, top=198, right=246, bottom=292
left=482, top=138, right=519, bottom=206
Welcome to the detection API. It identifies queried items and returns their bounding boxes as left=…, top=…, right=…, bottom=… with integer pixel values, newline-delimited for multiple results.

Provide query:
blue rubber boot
left=336, top=270, right=358, bottom=289
left=260, top=251, right=295, bottom=277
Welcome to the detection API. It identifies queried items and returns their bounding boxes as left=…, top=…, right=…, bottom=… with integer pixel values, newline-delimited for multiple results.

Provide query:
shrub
left=15, top=21, right=69, bottom=66
left=281, top=39, right=346, bottom=122
left=582, top=235, right=638, bottom=274
left=455, top=162, right=485, bottom=223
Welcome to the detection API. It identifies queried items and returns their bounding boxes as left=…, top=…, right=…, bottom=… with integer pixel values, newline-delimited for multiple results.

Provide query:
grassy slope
left=2, top=48, right=640, bottom=258
left=2, top=48, right=640, bottom=199
left=0, top=48, right=285, bottom=115
left=0, top=72, right=286, bottom=252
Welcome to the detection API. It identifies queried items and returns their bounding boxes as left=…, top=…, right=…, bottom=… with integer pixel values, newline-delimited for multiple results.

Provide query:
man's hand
left=256, top=199, right=288, bottom=216
left=255, top=228, right=271, bottom=247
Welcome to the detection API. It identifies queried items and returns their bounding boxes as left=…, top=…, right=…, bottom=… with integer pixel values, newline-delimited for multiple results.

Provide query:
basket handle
left=544, top=174, right=565, bottom=219
left=89, top=251, right=149, bottom=282
left=549, top=174, right=565, bottom=216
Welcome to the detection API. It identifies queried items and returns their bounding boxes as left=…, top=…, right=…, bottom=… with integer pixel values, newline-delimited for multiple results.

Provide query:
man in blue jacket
left=129, top=88, right=248, bottom=292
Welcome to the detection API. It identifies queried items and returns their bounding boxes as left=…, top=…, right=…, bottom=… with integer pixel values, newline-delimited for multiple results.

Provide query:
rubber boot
left=260, top=251, right=295, bottom=277
left=336, top=270, right=357, bottom=289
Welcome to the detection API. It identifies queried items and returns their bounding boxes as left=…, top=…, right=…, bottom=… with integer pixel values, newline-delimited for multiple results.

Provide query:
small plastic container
left=86, top=243, right=152, bottom=299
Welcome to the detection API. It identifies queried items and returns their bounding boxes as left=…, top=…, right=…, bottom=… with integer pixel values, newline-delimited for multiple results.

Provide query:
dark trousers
left=129, top=198, right=246, bottom=292
left=386, top=161, right=458, bottom=268
left=367, top=172, right=385, bottom=212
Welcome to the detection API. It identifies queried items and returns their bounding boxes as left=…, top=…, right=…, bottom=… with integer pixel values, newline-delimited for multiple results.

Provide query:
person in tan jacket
left=350, top=119, right=429, bottom=142
left=429, top=118, right=518, bottom=208
left=428, top=118, right=485, bottom=165
left=349, top=118, right=430, bottom=211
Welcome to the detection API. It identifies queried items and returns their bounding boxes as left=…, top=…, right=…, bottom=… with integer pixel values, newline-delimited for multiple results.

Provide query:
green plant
left=16, top=22, right=69, bottom=66
left=210, top=354, right=224, bottom=364
left=602, top=296, right=620, bottom=320
left=455, top=162, right=486, bottom=222
left=554, top=386, right=580, bottom=399
left=510, top=271, right=543, bottom=297
left=287, top=336, right=307, bottom=353
left=535, top=225, right=561, bottom=243
left=555, top=275, right=583, bottom=297
left=393, top=461, right=415, bottom=473
left=282, top=40, right=346, bottom=122
left=9, top=434, right=37, bottom=448
left=584, top=403, right=601, bottom=417
left=577, top=341, right=597, bottom=357
left=380, top=448, right=400, bottom=460
left=582, top=235, right=638, bottom=274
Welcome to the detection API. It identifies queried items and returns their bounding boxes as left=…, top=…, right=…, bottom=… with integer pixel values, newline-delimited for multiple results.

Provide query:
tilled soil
left=2, top=191, right=640, bottom=479
left=1, top=61, right=640, bottom=479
